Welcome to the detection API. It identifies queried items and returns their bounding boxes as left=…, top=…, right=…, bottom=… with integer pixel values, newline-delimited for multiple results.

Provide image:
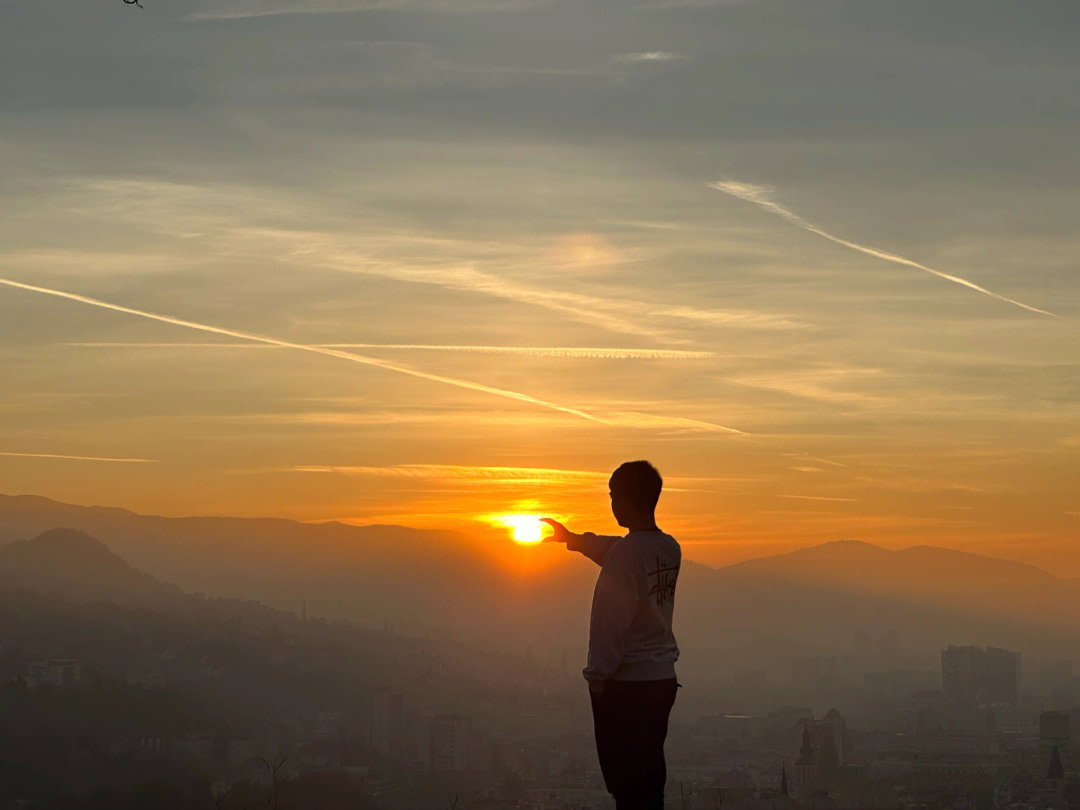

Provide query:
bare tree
left=259, top=755, right=290, bottom=810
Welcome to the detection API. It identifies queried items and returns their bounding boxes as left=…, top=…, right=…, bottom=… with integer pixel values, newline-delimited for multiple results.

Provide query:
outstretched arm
left=540, top=518, right=620, bottom=566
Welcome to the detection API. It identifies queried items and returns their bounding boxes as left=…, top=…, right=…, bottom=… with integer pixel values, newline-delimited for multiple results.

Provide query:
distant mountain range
left=0, top=525, right=555, bottom=753
left=0, top=526, right=185, bottom=608
left=3, top=493, right=1080, bottom=683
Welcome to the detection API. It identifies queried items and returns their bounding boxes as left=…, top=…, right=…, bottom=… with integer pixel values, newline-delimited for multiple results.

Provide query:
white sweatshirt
left=568, top=529, right=681, bottom=683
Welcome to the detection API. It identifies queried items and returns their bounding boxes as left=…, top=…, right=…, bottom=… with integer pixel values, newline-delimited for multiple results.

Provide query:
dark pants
left=589, top=678, right=678, bottom=810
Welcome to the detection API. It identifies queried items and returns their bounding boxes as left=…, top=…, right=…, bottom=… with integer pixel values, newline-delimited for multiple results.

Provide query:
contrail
left=64, top=341, right=717, bottom=359
left=0, top=451, right=158, bottom=463
left=711, top=180, right=1057, bottom=317
left=0, top=277, right=605, bottom=423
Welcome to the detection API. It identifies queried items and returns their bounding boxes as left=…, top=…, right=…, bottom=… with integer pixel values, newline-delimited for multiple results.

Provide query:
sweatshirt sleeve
left=566, top=532, right=621, bottom=566
left=582, top=542, right=641, bottom=682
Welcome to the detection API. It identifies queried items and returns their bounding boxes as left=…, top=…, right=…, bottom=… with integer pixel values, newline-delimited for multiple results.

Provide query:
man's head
left=608, top=460, right=662, bottom=529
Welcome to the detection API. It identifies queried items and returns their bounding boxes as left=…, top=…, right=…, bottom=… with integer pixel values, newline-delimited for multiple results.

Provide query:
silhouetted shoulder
left=624, top=530, right=680, bottom=556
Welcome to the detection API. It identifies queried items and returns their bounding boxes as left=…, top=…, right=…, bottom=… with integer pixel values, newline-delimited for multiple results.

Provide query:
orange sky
left=3, top=2, right=1079, bottom=577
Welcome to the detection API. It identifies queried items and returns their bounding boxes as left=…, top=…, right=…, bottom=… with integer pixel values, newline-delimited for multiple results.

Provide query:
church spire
left=1048, top=745, right=1064, bottom=782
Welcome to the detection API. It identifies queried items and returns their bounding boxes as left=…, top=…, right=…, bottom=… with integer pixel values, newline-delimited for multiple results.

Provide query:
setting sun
left=490, top=514, right=545, bottom=544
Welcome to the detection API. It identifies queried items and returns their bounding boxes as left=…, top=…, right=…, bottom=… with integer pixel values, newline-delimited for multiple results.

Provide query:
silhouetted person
left=542, top=460, right=680, bottom=810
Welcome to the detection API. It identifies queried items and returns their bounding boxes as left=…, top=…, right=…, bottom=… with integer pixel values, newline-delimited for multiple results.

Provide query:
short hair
left=609, top=460, right=662, bottom=512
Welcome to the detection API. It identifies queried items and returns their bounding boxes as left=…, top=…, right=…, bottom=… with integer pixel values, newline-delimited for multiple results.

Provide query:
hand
left=539, top=518, right=571, bottom=544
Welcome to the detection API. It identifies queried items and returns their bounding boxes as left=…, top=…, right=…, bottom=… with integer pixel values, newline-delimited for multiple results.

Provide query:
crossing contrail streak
left=711, top=180, right=1057, bottom=318
left=0, top=451, right=158, bottom=463
left=64, top=341, right=718, bottom=359
left=0, top=277, right=606, bottom=424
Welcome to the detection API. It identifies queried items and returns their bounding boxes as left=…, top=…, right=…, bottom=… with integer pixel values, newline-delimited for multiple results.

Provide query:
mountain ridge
left=4, top=492, right=1080, bottom=681
left=0, top=525, right=185, bottom=607
left=2, top=493, right=1067, bottom=582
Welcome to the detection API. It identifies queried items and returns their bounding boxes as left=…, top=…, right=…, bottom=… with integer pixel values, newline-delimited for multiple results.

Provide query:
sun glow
left=490, top=514, right=545, bottom=544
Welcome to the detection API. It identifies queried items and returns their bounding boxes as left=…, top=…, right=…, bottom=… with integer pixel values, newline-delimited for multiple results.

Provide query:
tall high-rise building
left=983, top=647, right=1021, bottom=704
left=1040, top=711, right=1070, bottom=751
left=429, top=714, right=468, bottom=774
left=942, top=645, right=1020, bottom=704
left=942, top=646, right=981, bottom=700
left=370, top=689, right=403, bottom=756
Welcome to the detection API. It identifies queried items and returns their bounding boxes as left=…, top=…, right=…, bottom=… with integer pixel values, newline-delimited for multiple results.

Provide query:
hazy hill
left=0, top=493, right=601, bottom=662
left=0, top=528, right=560, bottom=715
left=0, top=527, right=185, bottom=608
left=715, top=538, right=1064, bottom=611
left=697, top=537, right=1080, bottom=641
left=0, top=493, right=533, bottom=628
left=4, top=493, right=1080, bottom=682
left=0, top=530, right=579, bottom=809
left=678, top=540, right=1080, bottom=676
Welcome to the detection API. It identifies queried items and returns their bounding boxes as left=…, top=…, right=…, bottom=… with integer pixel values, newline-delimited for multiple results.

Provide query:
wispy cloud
left=776, top=494, right=856, bottom=502
left=202, top=406, right=742, bottom=434
left=205, top=409, right=577, bottom=429
left=282, top=463, right=744, bottom=487
left=4, top=250, right=184, bottom=275
left=64, top=342, right=717, bottom=359
left=29, top=177, right=802, bottom=340
left=0, top=451, right=158, bottom=463
left=598, top=411, right=744, bottom=434
left=186, top=0, right=542, bottom=21
left=571, top=395, right=748, bottom=434
left=0, top=277, right=603, bottom=423
left=727, top=367, right=891, bottom=407
left=613, top=51, right=684, bottom=63
left=711, top=180, right=1058, bottom=317
left=58, top=340, right=742, bottom=433
left=852, top=475, right=990, bottom=494
left=240, top=226, right=804, bottom=339
left=784, top=454, right=847, bottom=468
left=62, top=177, right=290, bottom=241
left=286, top=464, right=611, bottom=486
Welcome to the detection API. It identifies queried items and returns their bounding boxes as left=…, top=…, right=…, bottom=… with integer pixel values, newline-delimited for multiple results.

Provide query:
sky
left=2, top=0, right=1079, bottom=573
